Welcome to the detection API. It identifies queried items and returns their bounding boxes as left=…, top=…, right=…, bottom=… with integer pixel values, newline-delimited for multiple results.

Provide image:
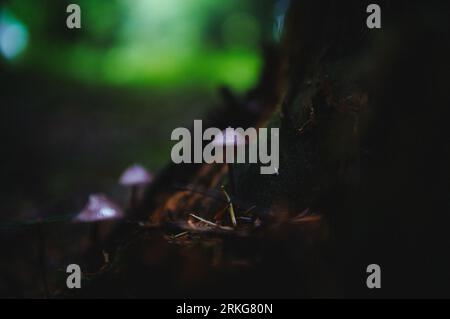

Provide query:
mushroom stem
left=129, top=185, right=138, bottom=210
left=37, top=221, right=49, bottom=298
left=87, top=222, right=102, bottom=271
left=89, top=222, right=99, bottom=249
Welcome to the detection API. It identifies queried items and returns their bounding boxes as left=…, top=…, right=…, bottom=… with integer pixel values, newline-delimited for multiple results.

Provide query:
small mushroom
left=212, top=129, right=246, bottom=196
left=73, top=194, right=124, bottom=223
left=119, top=164, right=153, bottom=210
left=73, top=194, right=124, bottom=270
left=212, top=128, right=246, bottom=148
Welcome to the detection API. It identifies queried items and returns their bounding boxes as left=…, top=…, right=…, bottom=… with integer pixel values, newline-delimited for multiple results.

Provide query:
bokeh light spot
left=0, top=10, right=28, bottom=60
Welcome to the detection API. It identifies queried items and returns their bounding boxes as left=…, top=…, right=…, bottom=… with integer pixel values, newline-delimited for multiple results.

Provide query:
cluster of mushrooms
left=73, top=164, right=153, bottom=223
left=73, top=129, right=247, bottom=228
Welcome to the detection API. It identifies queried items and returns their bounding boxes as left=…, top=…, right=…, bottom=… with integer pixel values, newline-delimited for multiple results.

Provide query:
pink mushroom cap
left=74, top=194, right=124, bottom=222
left=212, top=129, right=247, bottom=147
left=119, top=164, right=153, bottom=186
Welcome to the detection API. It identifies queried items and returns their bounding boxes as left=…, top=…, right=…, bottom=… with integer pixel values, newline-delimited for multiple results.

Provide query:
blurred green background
left=2, top=0, right=278, bottom=89
left=0, top=0, right=284, bottom=217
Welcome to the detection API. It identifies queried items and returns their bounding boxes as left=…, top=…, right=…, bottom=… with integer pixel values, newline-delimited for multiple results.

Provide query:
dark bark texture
left=71, top=0, right=450, bottom=298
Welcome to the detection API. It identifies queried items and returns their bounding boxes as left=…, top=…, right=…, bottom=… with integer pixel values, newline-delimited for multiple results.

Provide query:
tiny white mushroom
left=74, top=194, right=124, bottom=223
left=212, top=129, right=246, bottom=197
left=119, top=164, right=153, bottom=210
left=119, top=164, right=152, bottom=186
left=212, top=128, right=246, bottom=148
left=73, top=194, right=124, bottom=269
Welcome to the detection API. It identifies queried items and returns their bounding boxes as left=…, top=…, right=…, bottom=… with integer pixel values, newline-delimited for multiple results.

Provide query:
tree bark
left=76, top=0, right=450, bottom=298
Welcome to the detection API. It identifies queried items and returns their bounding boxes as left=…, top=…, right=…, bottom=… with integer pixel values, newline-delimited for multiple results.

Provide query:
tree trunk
left=72, top=0, right=450, bottom=298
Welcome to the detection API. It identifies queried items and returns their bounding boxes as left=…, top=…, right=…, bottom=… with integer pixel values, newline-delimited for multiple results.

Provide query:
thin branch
left=189, top=213, right=233, bottom=231
left=221, top=186, right=237, bottom=227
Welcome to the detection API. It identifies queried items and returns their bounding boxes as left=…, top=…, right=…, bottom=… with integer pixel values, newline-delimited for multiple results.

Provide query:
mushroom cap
left=74, top=194, right=124, bottom=222
left=212, top=129, right=246, bottom=147
left=119, top=164, right=152, bottom=186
